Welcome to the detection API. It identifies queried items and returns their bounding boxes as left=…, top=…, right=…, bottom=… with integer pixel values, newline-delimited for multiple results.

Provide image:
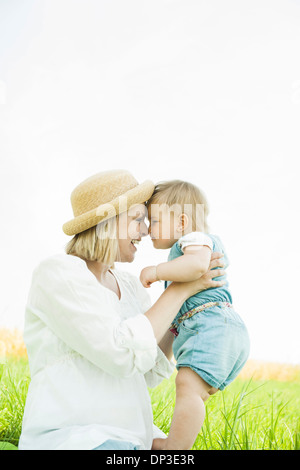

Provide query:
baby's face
left=148, top=204, right=179, bottom=249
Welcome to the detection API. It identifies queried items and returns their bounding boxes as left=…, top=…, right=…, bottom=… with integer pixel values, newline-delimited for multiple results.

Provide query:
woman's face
left=117, top=204, right=148, bottom=262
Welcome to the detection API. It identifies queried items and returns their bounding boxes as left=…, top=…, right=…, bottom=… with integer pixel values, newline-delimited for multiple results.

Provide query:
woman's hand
left=196, top=251, right=226, bottom=290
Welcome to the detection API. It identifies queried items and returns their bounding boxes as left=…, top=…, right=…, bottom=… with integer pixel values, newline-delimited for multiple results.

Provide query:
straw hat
left=63, top=170, right=155, bottom=236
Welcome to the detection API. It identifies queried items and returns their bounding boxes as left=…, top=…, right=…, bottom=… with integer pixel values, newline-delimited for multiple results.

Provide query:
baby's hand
left=140, top=266, right=158, bottom=288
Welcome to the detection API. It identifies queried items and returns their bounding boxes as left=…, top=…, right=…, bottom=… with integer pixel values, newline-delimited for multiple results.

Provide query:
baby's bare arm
left=156, top=246, right=211, bottom=282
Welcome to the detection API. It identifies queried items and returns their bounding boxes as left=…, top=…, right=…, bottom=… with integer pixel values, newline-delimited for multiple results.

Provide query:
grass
left=150, top=373, right=300, bottom=450
left=0, top=328, right=299, bottom=450
left=0, top=359, right=30, bottom=450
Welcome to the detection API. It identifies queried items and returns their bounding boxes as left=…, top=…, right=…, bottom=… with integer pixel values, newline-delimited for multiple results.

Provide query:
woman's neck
left=85, top=259, right=111, bottom=283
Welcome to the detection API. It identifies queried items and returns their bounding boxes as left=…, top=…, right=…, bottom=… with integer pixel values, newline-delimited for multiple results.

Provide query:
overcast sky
left=0, top=0, right=300, bottom=364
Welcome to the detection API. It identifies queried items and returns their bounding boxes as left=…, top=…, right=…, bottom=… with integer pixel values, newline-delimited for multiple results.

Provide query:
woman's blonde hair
left=65, top=216, right=120, bottom=267
left=146, top=180, right=210, bottom=233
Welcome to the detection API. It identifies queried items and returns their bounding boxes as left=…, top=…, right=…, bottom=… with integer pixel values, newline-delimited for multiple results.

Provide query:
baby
left=140, top=180, right=250, bottom=450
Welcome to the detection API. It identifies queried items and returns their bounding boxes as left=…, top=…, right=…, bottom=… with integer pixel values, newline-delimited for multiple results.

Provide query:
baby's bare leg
left=154, top=367, right=216, bottom=450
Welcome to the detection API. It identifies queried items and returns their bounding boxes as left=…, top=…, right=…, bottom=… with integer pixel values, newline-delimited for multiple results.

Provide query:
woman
left=19, top=170, right=225, bottom=450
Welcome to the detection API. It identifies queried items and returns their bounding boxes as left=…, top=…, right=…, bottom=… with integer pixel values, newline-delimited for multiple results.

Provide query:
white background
left=0, top=0, right=300, bottom=364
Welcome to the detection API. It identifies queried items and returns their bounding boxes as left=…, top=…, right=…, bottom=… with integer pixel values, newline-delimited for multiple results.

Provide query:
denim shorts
left=173, top=305, right=250, bottom=390
left=93, top=439, right=140, bottom=450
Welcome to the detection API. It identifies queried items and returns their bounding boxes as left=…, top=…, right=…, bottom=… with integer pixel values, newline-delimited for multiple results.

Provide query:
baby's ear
left=176, top=213, right=190, bottom=233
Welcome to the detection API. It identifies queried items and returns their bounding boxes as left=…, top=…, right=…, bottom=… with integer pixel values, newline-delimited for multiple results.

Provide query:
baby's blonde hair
left=65, top=216, right=120, bottom=268
left=146, top=180, right=209, bottom=233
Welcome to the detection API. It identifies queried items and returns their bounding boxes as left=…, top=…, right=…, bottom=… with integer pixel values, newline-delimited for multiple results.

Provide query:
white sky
left=0, top=0, right=300, bottom=364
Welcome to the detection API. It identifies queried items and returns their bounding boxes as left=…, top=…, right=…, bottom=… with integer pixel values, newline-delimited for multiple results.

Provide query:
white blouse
left=19, top=253, right=174, bottom=450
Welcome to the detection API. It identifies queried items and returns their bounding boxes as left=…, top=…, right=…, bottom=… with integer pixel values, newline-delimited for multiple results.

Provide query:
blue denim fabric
left=93, top=439, right=140, bottom=450
left=173, top=304, right=250, bottom=390
left=165, top=234, right=233, bottom=326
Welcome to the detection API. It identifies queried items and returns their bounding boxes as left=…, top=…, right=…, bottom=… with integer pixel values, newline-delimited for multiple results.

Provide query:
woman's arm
left=29, top=253, right=223, bottom=378
left=158, top=330, right=174, bottom=360
left=144, top=282, right=188, bottom=343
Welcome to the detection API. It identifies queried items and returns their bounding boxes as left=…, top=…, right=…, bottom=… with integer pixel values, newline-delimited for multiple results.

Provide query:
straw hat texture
left=63, top=170, right=155, bottom=236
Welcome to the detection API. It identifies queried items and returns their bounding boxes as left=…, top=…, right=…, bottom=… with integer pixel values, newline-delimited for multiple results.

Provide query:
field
left=0, top=328, right=299, bottom=450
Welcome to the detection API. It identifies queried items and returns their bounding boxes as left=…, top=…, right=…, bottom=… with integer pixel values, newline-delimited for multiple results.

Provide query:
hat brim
left=62, top=180, right=155, bottom=236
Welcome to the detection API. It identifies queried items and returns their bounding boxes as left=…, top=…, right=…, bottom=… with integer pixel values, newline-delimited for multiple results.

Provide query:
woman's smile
left=130, top=239, right=141, bottom=252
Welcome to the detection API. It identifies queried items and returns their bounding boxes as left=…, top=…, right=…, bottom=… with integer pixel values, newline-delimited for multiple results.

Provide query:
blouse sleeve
left=27, top=257, right=158, bottom=379
left=178, top=231, right=213, bottom=253
left=130, top=274, right=175, bottom=387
